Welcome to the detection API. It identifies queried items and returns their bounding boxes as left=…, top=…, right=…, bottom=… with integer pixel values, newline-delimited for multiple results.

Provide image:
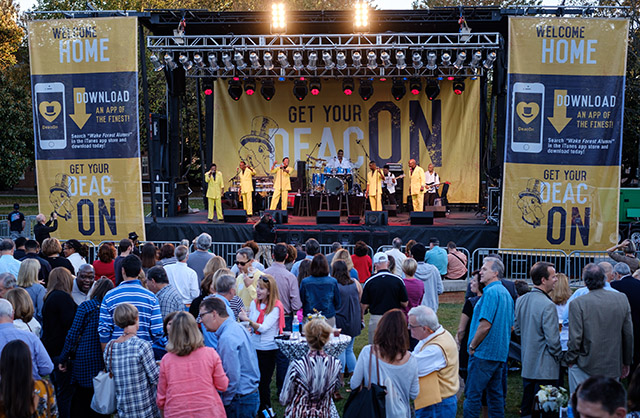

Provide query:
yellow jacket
left=271, top=165, right=292, bottom=191
left=205, top=171, right=224, bottom=199
left=239, top=167, right=255, bottom=193
left=366, top=169, right=384, bottom=196
left=410, top=165, right=426, bottom=195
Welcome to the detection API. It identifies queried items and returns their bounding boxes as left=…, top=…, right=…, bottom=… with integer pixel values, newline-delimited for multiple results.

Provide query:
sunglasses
left=235, top=260, right=248, bottom=266
left=260, top=276, right=269, bottom=283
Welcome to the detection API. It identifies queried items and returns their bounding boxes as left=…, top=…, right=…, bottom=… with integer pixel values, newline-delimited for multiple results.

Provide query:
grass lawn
left=269, top=302, right=523, bottom=418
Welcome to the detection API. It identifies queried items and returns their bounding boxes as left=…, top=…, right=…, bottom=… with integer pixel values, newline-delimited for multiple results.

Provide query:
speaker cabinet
left=424, top=206, right=447, bottom=218
left=347, top=215, right=361, bottom=225
left=223, top=209, right=247, bottom=223
left=265, top=210, right=288, bottom=224
left=316, top=211, right=340, bottom=224
left=410, top=211, right=434, bottom=225
left=365, top=211, right=388, bottom=226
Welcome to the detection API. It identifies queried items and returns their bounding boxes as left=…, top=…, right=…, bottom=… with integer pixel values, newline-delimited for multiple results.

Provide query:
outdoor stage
left=145, top=209, right=499, bottom=253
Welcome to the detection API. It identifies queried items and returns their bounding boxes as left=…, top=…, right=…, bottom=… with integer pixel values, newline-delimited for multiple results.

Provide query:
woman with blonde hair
left=41, top=238, right=75, bottom=275
left=202, top=255, right=227, bottom=279
left=6, top=287, right=41, bottom=337
left=17, top=259, right=45, bottom=323
left=280, top=319, right=342, bottom=418
left=549, top=272, right=572, bottom=386
left=331, top=248, right=359, bottom=282
left=156, top=312, right=228, bottom=417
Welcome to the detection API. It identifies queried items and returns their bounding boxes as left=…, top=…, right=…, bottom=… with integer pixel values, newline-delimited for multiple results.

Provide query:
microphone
left=356, top=138, right=361, bottom=144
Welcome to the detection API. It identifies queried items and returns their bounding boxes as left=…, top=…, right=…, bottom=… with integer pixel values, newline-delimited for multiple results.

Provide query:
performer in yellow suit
left=270, top=157, right=292, bottom=211
left=365, top=160, right=385, bottom=211
left=238, top=161, right=256, bottom=215
left=409, top=159, right=425, bottom=212
left=205, top=163, right=224, bottom=221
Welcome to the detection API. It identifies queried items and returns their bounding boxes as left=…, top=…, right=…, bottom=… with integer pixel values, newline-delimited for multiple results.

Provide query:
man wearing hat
left=8, top=203, right=25, bottom=240
left=361, top=252, right=409, bottom=344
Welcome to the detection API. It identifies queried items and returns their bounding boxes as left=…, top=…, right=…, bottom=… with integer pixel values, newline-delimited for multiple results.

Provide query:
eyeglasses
left=260, top=276, right=269, bottom=283
left=235, top=260, right=248, bottom=266
left=197, top=311, right=213, bottom=323
left=408, top=323, right=422, bottom=330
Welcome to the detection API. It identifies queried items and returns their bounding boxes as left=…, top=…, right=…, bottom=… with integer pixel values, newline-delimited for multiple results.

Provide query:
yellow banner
left=213, top=78, right=480, bottom=203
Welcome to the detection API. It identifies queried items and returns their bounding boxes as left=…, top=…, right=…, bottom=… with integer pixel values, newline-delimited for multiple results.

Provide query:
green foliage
left=412, top=0, right=541, bottom=8
left=0, top=0, right=23, bottom=70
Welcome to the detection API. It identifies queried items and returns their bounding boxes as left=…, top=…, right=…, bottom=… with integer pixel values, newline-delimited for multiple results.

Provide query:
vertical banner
left=500, top=17, right=628, bottom=251
left=28, top=17, right=145, bottom=243
left=213, top=79, right=480, bottom=203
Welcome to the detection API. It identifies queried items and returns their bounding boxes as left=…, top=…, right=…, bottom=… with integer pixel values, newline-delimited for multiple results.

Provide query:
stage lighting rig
left=150, top=54, right=164, bottom=72
left=293, top=52, right=304, bottom=71
left=426, top=52, right=437, bottom=70
left=278, top=52, right=290, bottom=69
left=261, top=79, right=275, bottom=101
left=193, top=54, right=206, bottom=71
left=359, top=79, right=374, bottom=101
left=307, top=52, right=318, bottom=71
left=441, top=52, right=451, bottom=67
left=453, top=78, right=465, bottom=95
left=381, top=51, right=392, bottom=68
left=453, top=51, right=466, bottom=70
left=409, top=78, right=421, bottom=95
left=244, top=78, right=256, bottom=96
left=336, top=52, right=347, bottom=70
left=222, top=53, right=234, bottom=71
left=179, top=54, right=193, bottom=71
left=367, top=51, right=377, bottom=70
left=323, top=51, right=335, bottom=70
left=249, top=52, right=261, bottom=70
left=293, top=78, right=308, bottom=101
left=425, top=79, right=440, bottom=101
left=228, top=77, right=243, bottom=100
left=352, top=51, right=362, bottom=68
left=271, top=3, right=286, bottom=34
left=396, top=51, right=406, bottom=70
left=483, top=51, right=497, bottom=69
left=263, top=52, right=274, bottom=70
left=412, top=52, right=422, bottom=70
left=310, top=78, right=321, bottom=96
left=207, top=54, right=219, bottom=72
left=470, top=51, right=482, bottom=69
left=164, top=53, right=177, bottom=71
left=354, top=1, right=369, bottom=32
left=234, top=52, right=246, bottom=70
left=391, top=78, right=406, bottom=100
left=343, top=78, right=354, bottom=96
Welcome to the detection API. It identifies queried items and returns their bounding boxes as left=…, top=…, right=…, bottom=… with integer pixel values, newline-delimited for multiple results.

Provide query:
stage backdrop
left=28, top=17, right=145, bottom=243
left=500, top=17, right=628, bottom=252
left=213, top=78, right=480, bottom=203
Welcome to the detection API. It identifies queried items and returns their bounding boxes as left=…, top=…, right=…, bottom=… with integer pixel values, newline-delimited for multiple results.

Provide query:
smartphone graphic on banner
left=35, top=82, right=67, bottom=150
left=511, top=82, right=544, bottom=153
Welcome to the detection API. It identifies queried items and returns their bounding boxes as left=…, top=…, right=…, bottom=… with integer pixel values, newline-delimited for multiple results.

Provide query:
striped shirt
left=98, top=280, right=163, bottom=344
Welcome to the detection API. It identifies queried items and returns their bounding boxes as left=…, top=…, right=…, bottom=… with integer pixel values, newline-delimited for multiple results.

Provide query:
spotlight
left=425, top=79, right=440, bottom=101
left=261, top=79, right=276, bottom=100
left=441, top=52, right=451, bottom=67
left=179, top=54, right=193, bottom=71
left=234, top=52, right=246, bottom=70
left=354, top=1, right=369, bottom=31
left=336, top=52, right=347, bottom=70
left=207, top=54, right=219, bottom=72
left=381, top=51, right=391, bottom=68
left=244, top=78, right=256, bottom=96
left=293, top=78, right=308, bottom=101
left=359, top=79, right=374, bottom=101
left=412, top=52, right=422, bottom=70
left=453, top=78, right=465, bottom=95
left=264, top=52, right=274, bottom=70
left=483, top=51, right=497, bottom=69
left=307, top=52, right=318, bottom=71
left=293, top=52, right=304, bottom=71
left=193, top=54, right=206, bottom=70
left=470, top=51, right=482, bottom=69
left=367, top=51, right=377, bottom=70
left=352, top=51, right=362, bottom=68
left=323, top=51, right=335, bottom=70
left=271, top=3, right=286, bottom=33
left=453, top=52, right=466, bottom=70
left=164, top=53, right=177, bottom=71
left=342, top=78, right=354, bottom=96
left=250, top=52, right=261, bottom=70
left=278, top=52, right=289, bottom=68
left=391, top=78, right=406, bottom=100
left=426, top=52, right=437, bottom=70
left=409, top=78, right=421, bottom=95
left=396, top=51, right=406, bottom=70
left=228, top=77, right=243, bottom=100
left=309, top=78, right=321, bottom=96
left=222, top=53, right=234, bottom=71
left=150, top=54, right=165, bottom=72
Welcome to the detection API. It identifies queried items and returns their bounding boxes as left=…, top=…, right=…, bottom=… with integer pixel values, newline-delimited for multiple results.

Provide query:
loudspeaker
left=321, top=230, right=340, bottom=245
left=296, top=161, right=307, bottom=192
left=424, top=206, right=447, bottom=218
left=265, top=210, right=288, bottom=224
left=365, top=211, right=388, bottom=226
left=383, top=204, right=397, bottom=217
left=347, top=215, right=361, bottom=225
left=410, top=211, right=434, bottom=225
left=372, top=231, right=390, bottom=250
left=317, top=210, right=340, bottom=224
left=223, top=209, right=247, bottom=223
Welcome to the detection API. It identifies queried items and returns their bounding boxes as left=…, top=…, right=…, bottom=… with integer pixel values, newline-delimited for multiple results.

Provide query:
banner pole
left=139, top=22, right=157, bottom=222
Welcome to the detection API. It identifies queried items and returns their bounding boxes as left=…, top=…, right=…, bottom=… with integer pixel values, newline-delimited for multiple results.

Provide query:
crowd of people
left=1, top=222, right=640, bottom=417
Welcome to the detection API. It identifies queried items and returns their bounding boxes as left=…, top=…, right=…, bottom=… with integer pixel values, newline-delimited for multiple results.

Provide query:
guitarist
left=425, top=163, right=440, bottom=207
left=382, top=165, right=398, bottom=207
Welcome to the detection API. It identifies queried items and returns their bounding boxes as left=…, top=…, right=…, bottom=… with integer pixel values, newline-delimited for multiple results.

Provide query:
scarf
left=254, top=299, right=286, bottom=335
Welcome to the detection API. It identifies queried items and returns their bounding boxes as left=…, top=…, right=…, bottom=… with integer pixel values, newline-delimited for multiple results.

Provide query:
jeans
left=275, top=315, right=294, bottom=395
left=416, top=394, right=457, bottom=418
left=225, top=390, right=260, bottom=418
left=463, top=356, right=505, bottom=418
left=257, top=349, right=278, bottom=412
left=52, top=368, right=75, bottom=418
left=521, top=378, right=556, bottom=417
left=338, top=337, right=356, bottom=373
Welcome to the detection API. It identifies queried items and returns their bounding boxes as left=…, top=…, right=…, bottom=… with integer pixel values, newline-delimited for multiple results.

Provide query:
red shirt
left=351, top=254, right=372, bottom=283
left=92, top=260, right=115, bottom=285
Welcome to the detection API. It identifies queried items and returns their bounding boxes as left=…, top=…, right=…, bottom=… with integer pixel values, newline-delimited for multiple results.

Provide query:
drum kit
left=308, top=156, right=354, bottom=194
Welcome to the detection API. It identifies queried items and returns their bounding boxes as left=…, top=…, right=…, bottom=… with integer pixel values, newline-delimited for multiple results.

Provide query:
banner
left=213, top=78, right=480, bottom=203
left=28, top=17, right=145, bottom=243
left=500, top=17, right=628, bottom=251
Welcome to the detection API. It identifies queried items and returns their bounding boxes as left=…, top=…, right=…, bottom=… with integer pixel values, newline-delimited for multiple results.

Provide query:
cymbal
left=306, top=154, right=326, bottom=162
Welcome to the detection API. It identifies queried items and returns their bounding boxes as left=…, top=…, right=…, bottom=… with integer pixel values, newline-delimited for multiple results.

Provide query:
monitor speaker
left=365, top=211, right=388, bottom=226
left=316, top=210, right=340, bottom=224
left=223, top=209, right=247, bottom=223
left=265, top=210, right=288, bottom=224
left=410, top=211, right=434, bottom=225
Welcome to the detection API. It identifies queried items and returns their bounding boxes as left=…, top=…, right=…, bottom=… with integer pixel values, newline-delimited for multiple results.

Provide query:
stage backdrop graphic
left=213, top=78, right=480, bottom=203
left=500, top=17, right=628, bottom=252
left=28, top=17, right=145, bottom=243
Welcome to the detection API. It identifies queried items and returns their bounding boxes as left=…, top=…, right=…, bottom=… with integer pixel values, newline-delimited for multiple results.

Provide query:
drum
left=344, top=167, right=352, bottom=175
left=324, top=166, right=332, bottom=175
left=337, top=167, right=344, bottom=174
left=324, top=177, right=344, bottom=194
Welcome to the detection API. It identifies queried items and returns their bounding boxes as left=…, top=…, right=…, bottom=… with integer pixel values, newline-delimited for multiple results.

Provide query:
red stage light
left=204, top=89, right=213, bottom=96
left=344, top=89, right=353, bottom=95
left=300, top=77, right=305, bottom=81
left=380, top=77, right=387, bottom=82
left=233, top=77, right=240, bottom=81
left=410, top=89, right=420, bottom=95
left=454, top=88, right=463, bottom=95
left=246, top=89, right=255, bottom=95
left=447, top=76, right=454, bottom=81
left=311, top=88, right=320, bottom=95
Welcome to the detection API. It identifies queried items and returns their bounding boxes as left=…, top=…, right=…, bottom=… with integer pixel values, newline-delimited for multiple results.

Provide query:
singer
left=238, top=161, right=256, bottom=215
left=365, top=160, right=385, bottom=211
left=204, top=163, right=224, bottom=222
left=270, top=157, right=292, bottom=211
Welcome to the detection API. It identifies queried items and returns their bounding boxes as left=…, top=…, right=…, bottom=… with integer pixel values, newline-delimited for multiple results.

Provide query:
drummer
left=328, top=149, right=354, bottom=191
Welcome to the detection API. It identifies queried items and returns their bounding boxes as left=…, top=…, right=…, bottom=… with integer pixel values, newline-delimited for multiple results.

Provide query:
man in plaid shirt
left=146, top=266, right=185, bottom=319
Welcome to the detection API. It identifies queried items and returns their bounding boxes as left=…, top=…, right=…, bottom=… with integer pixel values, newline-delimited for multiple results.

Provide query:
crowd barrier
left=376, top=245, right=471, bottom=279
left=0, top=215, right=38, bottom=239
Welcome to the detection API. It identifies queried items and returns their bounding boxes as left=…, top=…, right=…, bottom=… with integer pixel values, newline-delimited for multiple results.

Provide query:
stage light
left=278, top=52, right=289, bottom=68
left=222, top=53, right=234, bottom=71
left=234, top=52, right=246, bottom=70
left=249, top=52, right=261, bottom=70
left=228, top=77, right=243, bottom=100
left=263, top=52, right=274, bottom=70
left=336, top=52, right=347, bottom=70
left=208, top=54, right=219, bottom=72
left=204, top=88, right=213, bottom=96
left=352, top=51, right=362, bottom=68
left=309, top=78, right=321, bottom=96
left=425, top=79, right=440, bottom=101
left=409, top=77, right=421, bottom=95
left=150, top=54, right=164, bottom=72
left=412, top=52, right=422, bottom=69
left=470, top=51, right=482, bottom=69
left=293, top=52, right=304, bottom=71
left=391, top=78, right=406, bottom=100
left=453, top=51, right=466, bottom=70
left=426, top=52, right=437, bottom=70
left=271, top=3, right=286, bottom=33
left=367, top=51, right=377, bottom=70
left=447, top=76, right=455, bottom=81
left=179, top=54, right=193, bottom=71
left=359, top=79, right=374, bottom=101
left=164, top=53, right=177, bottom=71
left=193, top=54, right=206, bottom=70
left=323, top=51, right=335, bottom=70
left=453, top=78, right=465, bottom=95
left=244, top=78, right=256, bottom=95
left=379, top=77, right=387, bottom=82
left=441, top=52, right=451, bottom=67
left=293, top=78, right=308, bottom=101
left=342, top=78, right=354, bottom=96
left=307, top=52, right=318, bottom=71
left=483, top=51, right=497, bottom=69
left=261, top=79, right=275, bottom=101
left=396, top=51, right=406, bottom=70
left=381, top=51, right=391, bottom=68
left=354, top=1, right=369, bottom=31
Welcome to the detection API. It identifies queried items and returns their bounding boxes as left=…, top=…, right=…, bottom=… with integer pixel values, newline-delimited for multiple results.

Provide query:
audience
left=93, top=242, right=117, bottom=284
left=0, top=272, right=17, bottom=298
left=333, top=260, right=362, bottom=380
left=6, top=287, right=41, bottom=337
left=187, top=233, right=214, bottom=283
left=63, top=239, right=88, bottom=275
left=146, top=266, right=185, bottom=319
left=42, top=238, right=74, bottom=275
left=17, top=259, right=45, bottom=323
left=351, top=240, right=372, bottom=283
left=22, top=239, right=52, bottom=284
left=164, top=245, right=199, bottom=306
left=300, top=254, right=341, bottom=327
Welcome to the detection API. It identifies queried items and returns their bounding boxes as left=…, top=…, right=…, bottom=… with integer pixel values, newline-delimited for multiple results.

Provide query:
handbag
left=343, top=346, right=387, bottom=418
left=91, top=341, right=116, bottom=414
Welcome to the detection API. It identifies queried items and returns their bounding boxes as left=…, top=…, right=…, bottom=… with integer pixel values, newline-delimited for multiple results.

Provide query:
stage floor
left=145, top=209, right=499, bottom=253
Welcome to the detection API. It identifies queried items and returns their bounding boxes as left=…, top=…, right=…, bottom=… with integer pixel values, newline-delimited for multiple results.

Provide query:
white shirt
left=329, top=157, right=352, bottom=169
left=412, top=326, right=447, bottom=377
left=385, top=248, right=407, bottom=277
left=164, top=262, right=200, bottom=305
left=248, top=300, right=281, bottom=350
left=425, top=171, right=440, bottom=193
left=72, top=279, right=90, bottom=306
left=383, top=173, right=396, bottom=194
left=14, top=317, right=42, bottom=338
left=67, top=253, right=86, bottom=274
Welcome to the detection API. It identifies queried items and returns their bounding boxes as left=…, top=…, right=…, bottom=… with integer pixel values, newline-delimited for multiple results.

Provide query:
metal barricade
left=209, top=242, right=247, bottom=268
left=471, top=248, right=569, bottom=281
left=0, top=215, right=38, bottom=239
left=59, top=239, right=98, bottom=263
left=376, top=244, right=471, bottom=278
left=567, top=250, right=618, bottom=284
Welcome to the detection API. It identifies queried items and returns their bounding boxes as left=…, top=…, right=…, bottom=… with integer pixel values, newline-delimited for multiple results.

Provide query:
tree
left=412, top=0, right=541, bottom=8
left=0, top=0, right=23, bottom=70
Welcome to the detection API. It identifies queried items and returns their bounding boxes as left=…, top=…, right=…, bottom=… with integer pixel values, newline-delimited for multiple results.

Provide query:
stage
left=145, top=209, right=498, bottom=253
